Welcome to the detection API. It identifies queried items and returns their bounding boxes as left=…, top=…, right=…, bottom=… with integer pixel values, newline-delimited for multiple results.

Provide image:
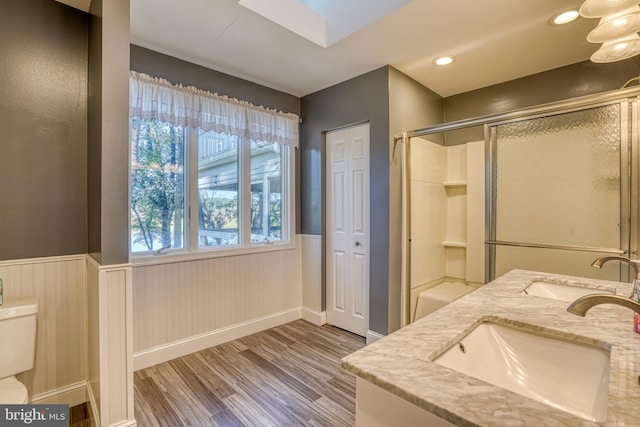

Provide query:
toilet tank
left=0, top=299, right=38, bottom=378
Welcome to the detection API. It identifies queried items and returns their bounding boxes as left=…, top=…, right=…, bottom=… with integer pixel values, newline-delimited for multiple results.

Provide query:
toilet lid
left=0, top=377, right=28, bottom=404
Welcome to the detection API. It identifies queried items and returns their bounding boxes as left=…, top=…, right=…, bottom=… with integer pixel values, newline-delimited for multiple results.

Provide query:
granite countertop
left=342, top=270, right=640, bottom=426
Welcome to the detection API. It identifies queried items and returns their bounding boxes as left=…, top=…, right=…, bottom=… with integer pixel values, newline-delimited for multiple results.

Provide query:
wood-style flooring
left=134, top=320, right=366, bottom=426
left=69, top=403, right=91, bottom=426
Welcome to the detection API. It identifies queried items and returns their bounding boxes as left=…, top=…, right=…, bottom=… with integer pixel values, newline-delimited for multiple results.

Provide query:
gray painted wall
left=88, top=0, right=102, bottom=260
left=130, top=45, right=301, bottom=116
left=444, top=57, right=640, bottom=145
left=300, top=66, right=390, bottom=335
left=98, top=0, right=131, bottom=266
left=87, top=0, right=131, bottom=266
left=0, top=0, right=88, bottom=261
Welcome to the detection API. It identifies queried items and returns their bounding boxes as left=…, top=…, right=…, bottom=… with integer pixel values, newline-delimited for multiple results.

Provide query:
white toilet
left=0, top=299, right=38, bottom=404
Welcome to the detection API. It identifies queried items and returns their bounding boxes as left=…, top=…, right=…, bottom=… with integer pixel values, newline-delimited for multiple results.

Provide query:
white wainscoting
left=87, top=258, right=100, bottom=426
left=300, top=234, right=325, bottom=325
left=132, top=246, right=303, bottom=371
left=0, top=255, right=87, bottom=407
left=87, top=257, right=135, bottom=427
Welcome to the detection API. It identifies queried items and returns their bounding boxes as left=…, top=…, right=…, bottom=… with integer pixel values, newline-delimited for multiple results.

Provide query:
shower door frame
left=398, top=87, right=640, bottom=326
left=485, top=97, right=638, bottom=282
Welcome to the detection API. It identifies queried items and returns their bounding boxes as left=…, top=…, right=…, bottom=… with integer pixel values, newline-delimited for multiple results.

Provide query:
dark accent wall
left=88, top=0, right=130, bottom=266
left=130, top=45, right=301, bottom=115
left=0, top=0, right=88, bottom=261
left=88, top=0, right=102, bottom=260
left=444, top=57, right=640, bottom=145
left=300, top=66, right=390, bottom=335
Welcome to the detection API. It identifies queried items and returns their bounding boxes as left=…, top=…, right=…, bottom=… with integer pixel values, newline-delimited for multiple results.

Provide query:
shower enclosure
left=399, top=87, right=640, bottom=326
left=488, top=101, right=635, bottom=281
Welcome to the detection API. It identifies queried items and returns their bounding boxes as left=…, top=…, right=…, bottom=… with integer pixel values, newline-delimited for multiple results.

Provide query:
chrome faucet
left=567, top=293, right=640, bottom=316
left=589, top=256, right=640, bottom=300
left=567, top=256, right=640, bottom=317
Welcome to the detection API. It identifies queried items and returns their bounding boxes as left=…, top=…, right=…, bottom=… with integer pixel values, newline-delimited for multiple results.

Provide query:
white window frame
left=129, top=124, right=296, bottom=266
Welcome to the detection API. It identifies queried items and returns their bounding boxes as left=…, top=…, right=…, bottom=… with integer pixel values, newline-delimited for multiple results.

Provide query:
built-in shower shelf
left=443, top=181, right=467, bottom=188
left=443, top=241, right=467, bottom=248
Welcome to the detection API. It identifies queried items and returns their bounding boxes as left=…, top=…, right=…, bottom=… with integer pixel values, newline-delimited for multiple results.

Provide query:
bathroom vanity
left=342, top=270, right=640, bottom=426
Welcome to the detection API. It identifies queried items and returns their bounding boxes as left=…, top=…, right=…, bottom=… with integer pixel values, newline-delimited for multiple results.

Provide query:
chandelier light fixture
left=579, top=0, right=640, bottom=62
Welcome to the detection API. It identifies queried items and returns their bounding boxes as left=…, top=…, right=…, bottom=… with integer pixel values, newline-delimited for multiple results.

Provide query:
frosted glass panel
left=493, top=105, right=621, bottom=249
left=494, top=246, right=623, bottom=282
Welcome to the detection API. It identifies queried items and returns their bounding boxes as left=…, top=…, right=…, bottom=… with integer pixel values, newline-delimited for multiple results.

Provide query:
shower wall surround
left=407, top=138, right=484, bottom=321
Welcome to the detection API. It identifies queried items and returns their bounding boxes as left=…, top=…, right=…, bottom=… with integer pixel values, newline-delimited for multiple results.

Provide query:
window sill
left=130, top=240, right=297, bottom=267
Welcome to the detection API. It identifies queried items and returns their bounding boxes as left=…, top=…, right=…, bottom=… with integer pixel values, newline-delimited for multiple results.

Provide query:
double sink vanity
left=342, top=270, right=640, bottom=426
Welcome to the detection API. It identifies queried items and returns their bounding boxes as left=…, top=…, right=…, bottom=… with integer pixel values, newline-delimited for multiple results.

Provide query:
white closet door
left=326, top=123, right=370, bottom=336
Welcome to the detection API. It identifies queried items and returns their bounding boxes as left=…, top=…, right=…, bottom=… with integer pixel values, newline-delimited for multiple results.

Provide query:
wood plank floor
left=134, top=320, right=366, bottom=427
left=69, top=403, right=91, bottom=426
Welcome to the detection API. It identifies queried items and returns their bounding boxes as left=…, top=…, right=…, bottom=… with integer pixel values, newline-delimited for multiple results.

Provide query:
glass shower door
left=488, top=102, right=634, bottom=282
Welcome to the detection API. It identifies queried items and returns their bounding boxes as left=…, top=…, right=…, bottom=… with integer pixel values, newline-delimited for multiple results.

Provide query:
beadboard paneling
left=300, top=234, right=323, bottom=324
left=0, top=255, right=87, bottom=403
left=132, top=247, right=303, bottom=356
left=87, top=257, right=101, bottom=423
left=87, top=258, right=135, bottom=427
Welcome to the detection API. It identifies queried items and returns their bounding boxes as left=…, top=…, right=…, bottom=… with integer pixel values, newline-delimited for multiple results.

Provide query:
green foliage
left=199, top=191, right=238, bottom=230
left=269, top=192, right=281, bottom=238
left=130, top=119, right=185, bottom=251
left=250, top=185, right=282, bottom=238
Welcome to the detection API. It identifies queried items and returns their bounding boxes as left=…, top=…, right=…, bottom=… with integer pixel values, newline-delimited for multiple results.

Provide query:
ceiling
left=60, top=0, right=602, bottom=98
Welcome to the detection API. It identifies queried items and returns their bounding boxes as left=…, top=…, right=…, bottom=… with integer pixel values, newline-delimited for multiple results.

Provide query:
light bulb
left=554, top=10, right=580, bottom=24
left=612, top=17, right=628, bottom=26
left=432, top=56, right=455, bottom=66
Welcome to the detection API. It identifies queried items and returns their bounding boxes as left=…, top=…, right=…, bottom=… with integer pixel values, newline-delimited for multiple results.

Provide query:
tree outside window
left=130, top=118, right=186, bottom=252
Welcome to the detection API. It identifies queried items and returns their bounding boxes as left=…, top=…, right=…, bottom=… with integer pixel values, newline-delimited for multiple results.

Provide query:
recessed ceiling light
left=548, top=10, right=580, bottom=25
left=433, top=56, right=455, bottom=66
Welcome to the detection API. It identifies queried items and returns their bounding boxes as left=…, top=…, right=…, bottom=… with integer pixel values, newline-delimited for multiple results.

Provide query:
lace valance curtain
left=129, top=71, right=299, bottom=148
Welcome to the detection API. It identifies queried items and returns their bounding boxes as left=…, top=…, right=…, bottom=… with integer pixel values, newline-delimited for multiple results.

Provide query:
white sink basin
left=432, top=319, right=611, bottom=422
left=521, top=278, right=615, bottom=302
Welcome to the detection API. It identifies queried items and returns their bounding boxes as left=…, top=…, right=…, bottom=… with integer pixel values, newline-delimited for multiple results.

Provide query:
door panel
left=326, top=123, right=370, bottom=336
left=334, top=251, right=346, bottom=311
left=352, top=252, right=367, bottom=319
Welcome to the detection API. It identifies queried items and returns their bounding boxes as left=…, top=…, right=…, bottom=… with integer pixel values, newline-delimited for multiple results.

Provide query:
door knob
left=355, top=241, right=361, bottom=247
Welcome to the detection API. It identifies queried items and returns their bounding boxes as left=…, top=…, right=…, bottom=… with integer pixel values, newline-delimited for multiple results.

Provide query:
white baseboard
left=366, top=330, right=385, bottom=345
left=29, top=381, right=87, bottom=407
left=87, top=380, right=100, bottom=427
left=112, top=420, right=138, bottom=427
left=133, top=307, right=302, bottom=371
left=301, top=307, right=326, bottom=326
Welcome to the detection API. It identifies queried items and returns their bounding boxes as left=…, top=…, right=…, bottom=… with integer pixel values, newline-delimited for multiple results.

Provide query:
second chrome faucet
left=566, top=256, right=640, bottom=333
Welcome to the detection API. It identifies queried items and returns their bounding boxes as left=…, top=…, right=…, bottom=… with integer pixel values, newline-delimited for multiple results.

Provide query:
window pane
left=250, top=140, right=284, bottom=242
left=130, top=118, right=186, bottom=253
left=198, top=130, right=239, bottom=247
